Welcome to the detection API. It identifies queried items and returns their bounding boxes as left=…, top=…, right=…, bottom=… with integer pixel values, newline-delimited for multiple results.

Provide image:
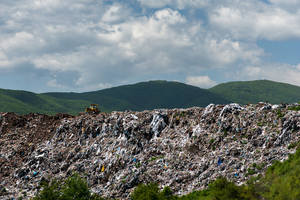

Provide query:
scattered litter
left=0, top=103, right=300, bottom=199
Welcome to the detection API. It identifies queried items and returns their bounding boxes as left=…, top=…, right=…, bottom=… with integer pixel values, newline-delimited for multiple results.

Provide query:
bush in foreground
left=131, top=182, right=173, bottom=200
left=32, top=172, right=106, bottom=200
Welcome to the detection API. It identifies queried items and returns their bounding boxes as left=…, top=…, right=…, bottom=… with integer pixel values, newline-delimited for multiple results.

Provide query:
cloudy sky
left=1, top=0, right=300, bottom=93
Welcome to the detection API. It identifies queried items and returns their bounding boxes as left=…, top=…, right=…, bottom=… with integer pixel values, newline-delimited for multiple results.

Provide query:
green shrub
left=131, top=182, right=160, bottom=200
left=208, top=177, right=241, bottom=199
left=288, top=142, right=297, bottom=149
left=245, top=168, right=256, bottom=176
left=1, top=187, right=7, bottom=194
left=33, top=172, right=106, bottom=200
left=288, top=106, right=300, bottom=111
left=261, top=147, right=300, bottom=199
left=288, top=141, right=300, bottom=149
left=60, top=173, right=91, bottom=200
left=33, top=177, right=61, bottom=200
left=159, top=186, right=173, bottom=200
left=277, top=109, right=284, bottom=118
left=130, top=183, right=175, bottom=200
left=136, top=162, right=141, bottom=168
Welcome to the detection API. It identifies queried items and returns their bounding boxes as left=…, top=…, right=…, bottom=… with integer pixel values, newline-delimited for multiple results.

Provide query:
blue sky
left=0, top=0, right=300, bottom=93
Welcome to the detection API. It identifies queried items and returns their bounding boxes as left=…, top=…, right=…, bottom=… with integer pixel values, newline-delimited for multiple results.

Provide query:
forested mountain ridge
left=44, top=80, right=231, bottom=113
left=209, top=79, right=300, bottom=105
left=0, top=80, right=299, bottom=115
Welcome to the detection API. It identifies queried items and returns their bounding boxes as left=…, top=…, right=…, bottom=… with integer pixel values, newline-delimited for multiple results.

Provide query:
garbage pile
left=1, top=103, right=300, bottom=199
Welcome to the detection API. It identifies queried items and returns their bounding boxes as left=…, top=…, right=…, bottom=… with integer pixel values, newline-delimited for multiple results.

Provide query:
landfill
left=0, top=103, right=300, bottom=199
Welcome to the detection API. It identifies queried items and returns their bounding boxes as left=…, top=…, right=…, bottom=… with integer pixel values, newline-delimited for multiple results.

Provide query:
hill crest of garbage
left=1, top=102, right=300, bottom=199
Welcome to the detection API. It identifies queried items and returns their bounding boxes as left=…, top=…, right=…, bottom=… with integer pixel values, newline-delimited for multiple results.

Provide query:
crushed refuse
left=0, top=103, right=300, bottom=199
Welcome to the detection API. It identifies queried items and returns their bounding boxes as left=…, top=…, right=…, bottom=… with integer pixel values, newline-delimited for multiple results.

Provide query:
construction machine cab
left=85, top=104, right=100, bottom=114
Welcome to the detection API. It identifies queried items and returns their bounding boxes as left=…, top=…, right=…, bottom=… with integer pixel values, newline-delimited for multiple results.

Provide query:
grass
left=209, top=79, right=300, bottom=105
left=146, top=156, right=165, bottom=162
left=288, top=141, right=300, bottom=149
left=288, top=105, right=300, bottom=111
left=277, top=109, right=285, bottom=119
left=44, top=80, right=231, bottom=112
left=0, top=89, right=93, bottom=115
left=1, top=80, right=300, bottom=115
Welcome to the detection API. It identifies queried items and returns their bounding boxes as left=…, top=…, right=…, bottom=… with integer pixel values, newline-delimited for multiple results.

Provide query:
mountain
left=44, top=80, right=231, bottom=112
left=0, top=89, right=92, bottom=115
left=1, top=79, right=300, bottom=115
left=209, top=79, right=300, bottom=105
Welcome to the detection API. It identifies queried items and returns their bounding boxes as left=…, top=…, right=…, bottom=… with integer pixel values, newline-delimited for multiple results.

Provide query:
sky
left=1, top=0, right=300, bottom=93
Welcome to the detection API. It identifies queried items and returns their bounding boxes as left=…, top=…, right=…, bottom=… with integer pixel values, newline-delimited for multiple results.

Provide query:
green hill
left=44, top=80, right=231, bottom=112
left=209, top=79, right=300, bottom=105
left=1, top=79, right=300, bottom=115
left=0, top=89, right=92, bottom=115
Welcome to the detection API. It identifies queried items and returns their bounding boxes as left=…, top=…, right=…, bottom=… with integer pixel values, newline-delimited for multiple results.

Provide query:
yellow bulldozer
left=85, top=104, right=100, bottom=114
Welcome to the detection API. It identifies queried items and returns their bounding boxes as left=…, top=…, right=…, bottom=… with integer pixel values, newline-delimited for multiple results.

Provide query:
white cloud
left=0, top=2, right=266, bottom=90
left=1, top=0, right=300, bottom=92
left=137, top=0, right=172, bottom=8
left=186, top=75, right=217, bottom=88
left=137, top=0, right=208, bottom=9
left=101, top=3, right=131, bottom=24
left=175, top=0, right=208, bottom=9
left=47, top=79, right=68, bottom=89
left=269, top=0, right=300, bottom=11
left=152, top=8, right=186, bottom=24
left=227, top=62, right=300, bottom=87
left=0, top=51, right=8, bottom=60
left=208, top=1, right=300, bottom=41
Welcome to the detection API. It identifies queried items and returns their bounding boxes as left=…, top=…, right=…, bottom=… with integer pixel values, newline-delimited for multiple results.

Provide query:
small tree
left=209, top=177, right=240, bottom=200
left=60, top=173, right=91, bottom=200
left=32, top=178, right=61, bottom=200
left=159, top=186, right=173, bottom=200
left=131, top=183, right=175, bottom=200
left=33, top=172, right=106, bottom=200
left=131, top=182, right=160, bottom=200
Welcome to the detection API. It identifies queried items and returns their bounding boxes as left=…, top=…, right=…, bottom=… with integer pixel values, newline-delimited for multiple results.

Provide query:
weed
left=136, top=162, right=141, bottom=168
left=209, top=138, right=215, bottom=144
left=2, top=188, right=7, bottom=193
left=288, top=141, right=300, bottom=149
left=288, top=106, right=300, bottom=111
left=277, top=109, right=284, bottom=118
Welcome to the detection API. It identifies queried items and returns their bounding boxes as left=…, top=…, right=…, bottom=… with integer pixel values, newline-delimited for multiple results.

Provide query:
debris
left=0, top=103, right=300, bottom=199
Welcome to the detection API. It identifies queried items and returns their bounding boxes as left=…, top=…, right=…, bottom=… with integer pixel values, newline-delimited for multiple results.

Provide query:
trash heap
left=1, top=103, right=300, bottom=199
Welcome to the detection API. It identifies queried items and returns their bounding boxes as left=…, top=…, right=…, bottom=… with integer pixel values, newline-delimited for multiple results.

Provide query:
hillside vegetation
left=1, top=80, right=300, bottom=115
left=209, top=79, right=300, bottom=105
left=44, top=80, right=231, bottom=112
left=0, top=89, right=92, bottom=115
